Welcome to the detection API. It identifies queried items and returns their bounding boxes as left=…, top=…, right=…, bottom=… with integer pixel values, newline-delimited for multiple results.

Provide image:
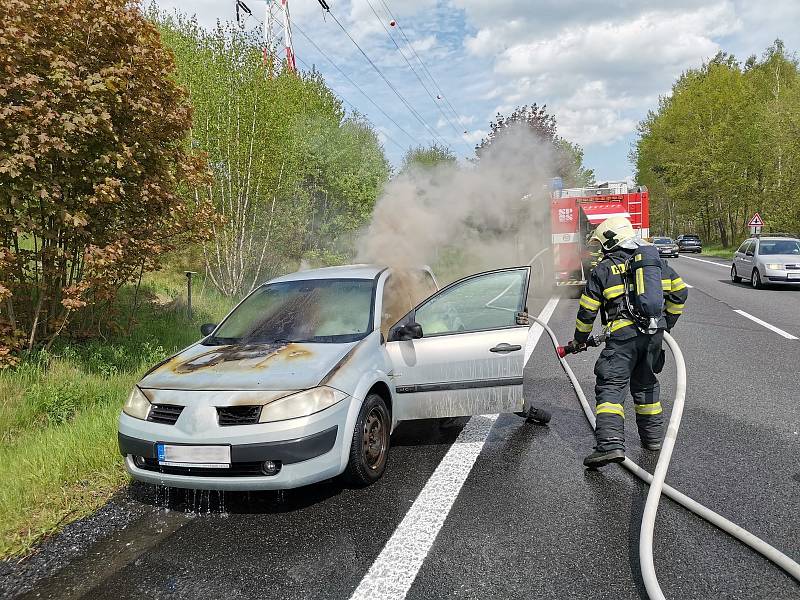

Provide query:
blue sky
left=155, top=0, right=800, bottom=182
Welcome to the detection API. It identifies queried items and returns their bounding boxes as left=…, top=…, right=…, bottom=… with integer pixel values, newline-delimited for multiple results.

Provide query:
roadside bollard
left=185, top=271, right=197, bottom=320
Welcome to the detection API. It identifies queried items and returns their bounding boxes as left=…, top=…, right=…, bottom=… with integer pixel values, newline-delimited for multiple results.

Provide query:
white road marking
left=684, top=282, right=694, bottom=288
left=349, top=299, right=560, bottom=600
left=681, top=255, right=729, bottom=268
left=348, top=414, right=498, bottom=600
left=733, top=310, right=798, bottom=340
left=525, top=296, right=560, bottom=365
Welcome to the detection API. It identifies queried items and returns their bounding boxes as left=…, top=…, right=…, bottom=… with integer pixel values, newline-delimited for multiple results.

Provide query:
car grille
left=217, top=406, right=262, bottom=426
left=147, top=404, right=184, bottom=425
left=139, top=458, right=265, bottom=477
left=785, top=264, right=799, bottom=270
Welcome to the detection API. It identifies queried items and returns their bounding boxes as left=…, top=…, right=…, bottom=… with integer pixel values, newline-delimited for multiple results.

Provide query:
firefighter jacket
left=573, top=247, right=688, bottom=343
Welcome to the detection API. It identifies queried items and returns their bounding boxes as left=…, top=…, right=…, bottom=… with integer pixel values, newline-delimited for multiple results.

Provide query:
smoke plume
left=356, top=127, right=555, bottom=282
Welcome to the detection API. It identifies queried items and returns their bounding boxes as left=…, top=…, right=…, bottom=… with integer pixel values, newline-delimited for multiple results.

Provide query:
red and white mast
left=264, top=0, right=297, bottom=72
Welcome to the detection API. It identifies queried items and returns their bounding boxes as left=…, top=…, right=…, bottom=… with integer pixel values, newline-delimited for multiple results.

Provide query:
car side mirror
left=746, top=251, right=754, bottom=257
left=389, top=322, right=423, bottom=341
left=200, top=323, right=217, bottom=336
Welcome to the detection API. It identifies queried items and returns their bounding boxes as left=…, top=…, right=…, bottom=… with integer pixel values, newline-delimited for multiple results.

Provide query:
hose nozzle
left=557, top=332, right=609, bottom=358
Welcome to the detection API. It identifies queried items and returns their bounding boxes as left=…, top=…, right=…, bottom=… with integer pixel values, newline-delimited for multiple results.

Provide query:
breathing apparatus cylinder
left=625, top=244, right=664, bottom=334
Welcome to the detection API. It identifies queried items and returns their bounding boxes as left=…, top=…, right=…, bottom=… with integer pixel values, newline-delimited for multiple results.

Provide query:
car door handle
left=490, top=343, right=522, bottom=353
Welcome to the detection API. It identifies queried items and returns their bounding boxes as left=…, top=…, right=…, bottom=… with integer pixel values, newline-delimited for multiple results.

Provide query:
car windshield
left=682, top=236, right=700, bottom=240
left=208, top=278, right=375, bottom=345
left=654, top=238, right=673, bottom=244
left=758, top=240, right=800, bottom=255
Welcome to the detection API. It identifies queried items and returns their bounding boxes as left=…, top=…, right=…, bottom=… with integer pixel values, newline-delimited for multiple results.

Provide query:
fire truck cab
left=550, top=181, right=649, bottom=287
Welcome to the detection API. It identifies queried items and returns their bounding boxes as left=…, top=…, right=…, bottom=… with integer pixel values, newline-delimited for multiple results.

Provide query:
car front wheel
left=752, top=269, right=763, bottom=289
left=731, top=265, right=741, bottom=283
left=344, top=393, right=390, bottom=486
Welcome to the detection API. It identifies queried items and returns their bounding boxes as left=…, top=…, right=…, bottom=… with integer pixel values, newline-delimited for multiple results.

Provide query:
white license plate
left=157, top=444, right=231, bottom=468
left=787, top=273, right=800, bottom=280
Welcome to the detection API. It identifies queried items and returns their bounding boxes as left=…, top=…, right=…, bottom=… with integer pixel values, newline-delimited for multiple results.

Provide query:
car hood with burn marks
left=139, top=341, right=359, bottom=391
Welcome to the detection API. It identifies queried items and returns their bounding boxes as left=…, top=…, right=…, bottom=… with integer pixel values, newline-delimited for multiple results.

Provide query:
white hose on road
left=527, top=317, right=800, bottom=597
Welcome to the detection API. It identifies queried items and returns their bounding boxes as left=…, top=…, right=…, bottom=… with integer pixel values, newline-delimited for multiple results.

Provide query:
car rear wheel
left=344, top=393, right=390, bottom=487
left=731, top=265, right=741, bottom=283
left=751, top=269, right=762, bottom=289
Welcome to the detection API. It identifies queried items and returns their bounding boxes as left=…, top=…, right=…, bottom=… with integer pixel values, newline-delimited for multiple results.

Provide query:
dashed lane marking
left=681, top=255, right=729, bottom=268
left=733, top=309, right=798, bottom=340
left=348, top=298, right=560, bottom=600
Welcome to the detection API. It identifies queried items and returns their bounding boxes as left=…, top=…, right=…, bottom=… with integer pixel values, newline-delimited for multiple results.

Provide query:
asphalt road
left=5, top=254, right=799, bottom=600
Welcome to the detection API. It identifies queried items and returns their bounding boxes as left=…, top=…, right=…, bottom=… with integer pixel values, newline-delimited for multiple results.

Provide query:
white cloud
left=495, top=4, right=739, bottom=82
left=410, top=35, right=437, bottom=54
left=455, top=2, right=745, bottom=152
left=462, top=129, right=486, bottom=144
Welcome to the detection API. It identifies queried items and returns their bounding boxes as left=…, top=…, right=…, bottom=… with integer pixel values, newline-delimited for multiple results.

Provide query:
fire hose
left=527, top=316, right=800, bottom=598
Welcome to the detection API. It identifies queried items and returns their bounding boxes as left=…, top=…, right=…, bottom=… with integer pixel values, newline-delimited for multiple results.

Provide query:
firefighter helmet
left=590, top=216, right=636, bottom=251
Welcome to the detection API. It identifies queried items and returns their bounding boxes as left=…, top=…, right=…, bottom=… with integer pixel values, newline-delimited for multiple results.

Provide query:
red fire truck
left=547, top=181, right=650, bottom=288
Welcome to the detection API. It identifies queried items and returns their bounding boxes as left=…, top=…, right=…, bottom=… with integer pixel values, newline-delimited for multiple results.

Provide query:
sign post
left=747, top=212, right=764, bottom=237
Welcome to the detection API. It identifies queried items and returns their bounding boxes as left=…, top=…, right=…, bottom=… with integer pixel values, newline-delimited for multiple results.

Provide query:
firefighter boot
left=583, top=448, right=626, bottom=469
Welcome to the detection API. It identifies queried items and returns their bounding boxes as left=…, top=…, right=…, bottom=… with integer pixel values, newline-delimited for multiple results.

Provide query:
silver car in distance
left=118, top=264, right=533, bottom=490
left=731, top=236, right=800, bottom=288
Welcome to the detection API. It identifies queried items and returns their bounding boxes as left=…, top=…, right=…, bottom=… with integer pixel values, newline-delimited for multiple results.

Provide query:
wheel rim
left=362, top=407, right=388, bottom=471
left=753, top=271, right=759, bottom=287
left=731, top=266, right=736, bottom=280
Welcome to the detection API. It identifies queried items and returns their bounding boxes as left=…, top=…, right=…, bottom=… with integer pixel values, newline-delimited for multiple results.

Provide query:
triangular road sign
left=747, top=212, right=764, bottom=227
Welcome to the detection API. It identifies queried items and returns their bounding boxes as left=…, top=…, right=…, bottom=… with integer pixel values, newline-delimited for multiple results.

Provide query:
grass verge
left=0, top=266, right=235, bottom=559
left=701, top=245, right=735, bottom=260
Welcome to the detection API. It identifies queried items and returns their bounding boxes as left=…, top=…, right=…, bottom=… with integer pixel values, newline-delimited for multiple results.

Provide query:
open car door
left=385, top=267, right=530, bottom=420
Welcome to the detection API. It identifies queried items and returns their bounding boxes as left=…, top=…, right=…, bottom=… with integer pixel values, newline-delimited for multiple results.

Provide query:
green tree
left=399, top=144, right=457, bottom=174
left=0, top=0, right=215, bottom=360
left=476, top=104, right=594, bottom=186
left=633, top=43, right=800, bottom=246
left=158, top=15, right=390, bottom=294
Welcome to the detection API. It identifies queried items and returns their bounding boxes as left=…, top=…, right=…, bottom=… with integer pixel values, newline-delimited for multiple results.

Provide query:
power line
left=363, top=0, right=473, bottom=155
left=321, top=6, right=451, bottom=149
left=378, top=0, right=472, bottom=147
left=280, top=13, right=422, bottom=148
left=292, top=54, right=409, bottom=154
left=244, top=8, right=417, bottom=153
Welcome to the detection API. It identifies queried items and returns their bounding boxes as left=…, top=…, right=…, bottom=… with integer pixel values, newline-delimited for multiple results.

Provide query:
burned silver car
left=118, top=264, right=532, bottom=490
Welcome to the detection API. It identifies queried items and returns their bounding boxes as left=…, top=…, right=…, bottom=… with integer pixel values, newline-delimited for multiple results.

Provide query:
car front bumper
left=765, top=270, right=800, bottom=284
left=118, top=398, right=349, bottom=490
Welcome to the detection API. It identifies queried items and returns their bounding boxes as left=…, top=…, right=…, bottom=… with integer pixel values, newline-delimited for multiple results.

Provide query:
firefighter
left=567, top=216, right=689, bottom=468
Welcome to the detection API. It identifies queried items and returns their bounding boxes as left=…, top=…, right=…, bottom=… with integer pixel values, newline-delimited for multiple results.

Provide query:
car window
left=758, top=240, right=800, bottom=255
left=653, top=238, right=672, bottom=244
left=210, top=278, right=375, bottom=344
left=380, top=270, right=437, bottom=338
left=744, top=241, right=755, bottom=255
left=414, top=268, right=528, bottom=336
left=736, top=241, right=749, bottom=254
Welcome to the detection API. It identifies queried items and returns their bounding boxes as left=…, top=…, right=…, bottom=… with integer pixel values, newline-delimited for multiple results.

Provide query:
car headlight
left=765, top=263, right=783, bottom=270
left=123, top=387, right=151, bottom=420
left=259, top=386, right=348, bottom=422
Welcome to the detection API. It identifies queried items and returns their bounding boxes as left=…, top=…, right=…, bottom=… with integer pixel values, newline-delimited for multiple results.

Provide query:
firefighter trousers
left=593, top=330, right=664, bottom=452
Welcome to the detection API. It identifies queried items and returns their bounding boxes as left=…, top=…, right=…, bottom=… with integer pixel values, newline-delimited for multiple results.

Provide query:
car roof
left=268, top=264, right=388, bottom=284
left=749, top=236, right=799, bottom=241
